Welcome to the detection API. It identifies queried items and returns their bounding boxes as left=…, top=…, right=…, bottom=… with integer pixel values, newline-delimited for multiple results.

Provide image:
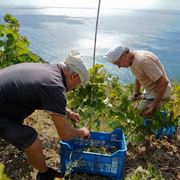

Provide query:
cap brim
left=103, top=55, right=111, bottom=62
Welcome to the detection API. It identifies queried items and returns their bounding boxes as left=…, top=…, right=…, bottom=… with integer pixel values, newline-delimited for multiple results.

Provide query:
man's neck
left=129, top=52, right=134, bottom=66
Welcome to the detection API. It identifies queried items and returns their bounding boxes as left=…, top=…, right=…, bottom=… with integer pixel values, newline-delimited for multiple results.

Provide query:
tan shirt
left=130, top=50, right=171, bottom=98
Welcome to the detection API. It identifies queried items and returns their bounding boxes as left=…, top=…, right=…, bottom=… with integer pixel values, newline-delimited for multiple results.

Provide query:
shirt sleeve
left=38, top=85, right=67, bottom=116
left=140, top=58, right=162, bottom=82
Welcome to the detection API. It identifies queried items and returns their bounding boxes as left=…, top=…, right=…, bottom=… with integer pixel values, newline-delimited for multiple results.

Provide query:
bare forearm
left=55, top=120, right=84, bottom=140
left=134, top=79, right=141, bottom=93
left=62, top=127, right=84, bottom=140
left=142, top=76, right=169, bottom=117
left=152, top=76, right=168, bottom=108
left=51, top=114, right=88, bottom=140
left=66, top=108, right=71, bottom=118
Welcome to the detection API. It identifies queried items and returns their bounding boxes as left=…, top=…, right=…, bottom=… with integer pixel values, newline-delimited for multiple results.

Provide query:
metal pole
left=93, top=0, right=101, bottom=67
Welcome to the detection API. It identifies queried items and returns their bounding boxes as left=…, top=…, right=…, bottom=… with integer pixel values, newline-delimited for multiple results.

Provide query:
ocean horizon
left=0, top=7, right=180, bottom=83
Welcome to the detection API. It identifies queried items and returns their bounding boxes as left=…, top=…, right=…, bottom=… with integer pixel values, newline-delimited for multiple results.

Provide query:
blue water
left=0, top=7, right=180, bottom=83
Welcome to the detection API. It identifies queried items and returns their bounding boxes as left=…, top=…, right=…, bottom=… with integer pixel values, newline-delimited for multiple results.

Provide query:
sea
left=0, top=7, right=180, bottom=83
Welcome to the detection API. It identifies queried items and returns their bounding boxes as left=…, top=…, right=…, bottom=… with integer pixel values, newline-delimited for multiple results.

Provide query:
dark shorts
left=0, top=114, right=37, bottom=150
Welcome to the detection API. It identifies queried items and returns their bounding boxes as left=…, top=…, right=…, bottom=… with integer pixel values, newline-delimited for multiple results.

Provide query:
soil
left=0, top=111, right=180, bottom=180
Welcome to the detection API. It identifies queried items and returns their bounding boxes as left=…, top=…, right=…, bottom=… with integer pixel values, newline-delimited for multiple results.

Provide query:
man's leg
left=136, top=99, right=152, bottom=112
left=137, top=97, right=169, bottom=112
left=0, top=117, right=47, bottom=172
left=25, top=137, right=64, bottom=180
left=135, top=92, right=154, bottom=112
left=0, top=115, right=63, bottom=179
left=25, top=137, right=48, bottom=173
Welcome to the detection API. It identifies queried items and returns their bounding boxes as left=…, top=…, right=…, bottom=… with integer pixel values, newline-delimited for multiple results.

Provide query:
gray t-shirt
left=0, top=63, right=67, bottom=120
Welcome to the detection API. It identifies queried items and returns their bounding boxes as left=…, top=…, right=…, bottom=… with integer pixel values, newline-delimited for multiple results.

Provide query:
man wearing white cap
left=103, top=46, right=171, bottom=117
left=0, top=50, right=90, bottom=180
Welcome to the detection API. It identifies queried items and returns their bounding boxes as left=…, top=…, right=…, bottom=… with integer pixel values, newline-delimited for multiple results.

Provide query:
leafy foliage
left=0, top=14, right=39, bottom=68
left=0, top=164, right=10, bottom=180
left=68, top=64, right=179, bottom=143
left=172, top=85, right=180, bottom=123
left=125, top=163, right=164, bottom=180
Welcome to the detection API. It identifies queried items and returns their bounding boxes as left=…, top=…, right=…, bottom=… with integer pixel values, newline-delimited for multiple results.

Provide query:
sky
left=0, top=0, right=180, bottom=10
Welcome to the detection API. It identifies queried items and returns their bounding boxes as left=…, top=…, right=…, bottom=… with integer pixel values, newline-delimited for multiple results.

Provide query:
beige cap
left=64, top=50, right=89, bottom=85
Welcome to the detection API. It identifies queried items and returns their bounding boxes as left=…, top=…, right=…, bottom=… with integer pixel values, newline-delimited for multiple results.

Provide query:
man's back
left=0, top=63, right=66, bottom=120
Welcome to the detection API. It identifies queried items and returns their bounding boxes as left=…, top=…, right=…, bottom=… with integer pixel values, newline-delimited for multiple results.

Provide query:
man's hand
left=68, top=111, right=80, bottom=123
left=80, top=127, right=90, bottom=139
left=132, top=92, right=142, bottom=101
left=142, top=102, right=155, bottom=117
left=67, top=109, right=80, bottom=123
left=132, top=79, right=142, bottom=101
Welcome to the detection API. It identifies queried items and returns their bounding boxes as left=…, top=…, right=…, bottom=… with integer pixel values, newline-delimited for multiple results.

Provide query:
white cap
left=64, top=50, right=89, bottom=85
left=103, top=46, right=126, bottom=63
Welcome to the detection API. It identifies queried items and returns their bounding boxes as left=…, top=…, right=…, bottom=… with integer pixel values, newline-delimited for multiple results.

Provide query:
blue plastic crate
left=60, top=128, right=127, bottom=180
left=151, top=126, right=177, bottom=138
left=144, top=112, right=177, bottom=138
